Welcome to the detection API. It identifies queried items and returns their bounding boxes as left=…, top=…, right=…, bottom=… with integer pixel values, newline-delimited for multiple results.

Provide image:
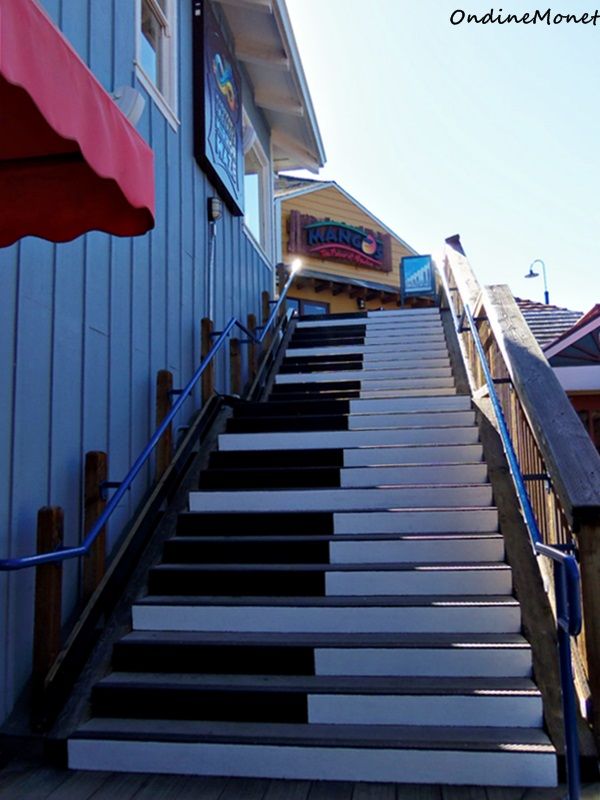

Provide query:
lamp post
left=525, top=259, right=549, bottom=305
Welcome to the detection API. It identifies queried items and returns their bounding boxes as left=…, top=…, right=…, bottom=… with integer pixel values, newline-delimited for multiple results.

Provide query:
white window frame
left=242, top=110, right=274, bottom=260
left=135, top=0, right=179, bottom=129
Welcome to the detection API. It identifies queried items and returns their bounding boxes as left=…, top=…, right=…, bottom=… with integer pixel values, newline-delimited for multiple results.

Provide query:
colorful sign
left=400, top=255, right=436, bottom=301
left=193, top=0, right=244, bottom=215
left=288, top=211, right=392, bottom=273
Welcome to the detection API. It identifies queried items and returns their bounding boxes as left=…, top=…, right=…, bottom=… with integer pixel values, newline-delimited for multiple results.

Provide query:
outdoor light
left=207, top=196, right=222, bottom=222
left=524, top=259, right=549, bottom=304
left=291, top=258, right=302, bottom=273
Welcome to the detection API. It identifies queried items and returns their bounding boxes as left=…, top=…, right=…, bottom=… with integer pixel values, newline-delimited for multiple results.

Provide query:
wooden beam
left=215, top=0, right=273, bottom=13
left=201, top=318, right=215, bottom=403
left=33, top=507, right=63, bottom=701
left=331, top=284, right=345, bottom=296
left=254, top=91, right=303, bottom=117
left=235, top=40, right=289, bottom=70
left=313, top=280, right=330, bottom=294
left=83, top=451, right=108, bottom=603
left=349, top=286, right=366, bottom=299
left=155, top=370, right=173, bottom=481
left=229, top=338, right=242, bottom=395
left=444, top=235, right=482, bottom=312
left=247, top=313, right=257, bottom=380
left=271, top=129, right=320, bottom=171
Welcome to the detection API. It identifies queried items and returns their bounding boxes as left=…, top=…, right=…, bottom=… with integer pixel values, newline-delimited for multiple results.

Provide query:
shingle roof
left=515, top=298, right=583, bottom=349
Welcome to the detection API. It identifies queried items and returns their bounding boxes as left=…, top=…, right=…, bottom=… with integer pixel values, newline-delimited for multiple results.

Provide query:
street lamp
left=525, top=259, right=549, bottom=305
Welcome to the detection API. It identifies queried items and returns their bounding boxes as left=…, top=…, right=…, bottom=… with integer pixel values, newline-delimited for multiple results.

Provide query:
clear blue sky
left=286, top=0, right=599, bottom=313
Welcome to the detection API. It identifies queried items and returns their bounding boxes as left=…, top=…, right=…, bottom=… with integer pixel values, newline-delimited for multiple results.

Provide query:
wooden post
left=261, top=290, right=272, bottom=352
left=33, top=507, right=63, bottom=698
left=576, top=522, right=600, bottom=752
left=247, top=313, right=257, bottom=380
left=230, top=337, right=242, bottom=395
left=82, top=451, right=107, bottom=603
left=276, top=265, right=287, bottom=318
left=201, top=317, right=215, bottom=403
left=155, top=369, right=173, bottom=480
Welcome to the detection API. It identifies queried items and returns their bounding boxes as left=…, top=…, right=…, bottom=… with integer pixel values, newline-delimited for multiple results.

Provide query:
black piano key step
left=176, top=511, right=335, bottom=537
left=199, top=465, right=341, bottom=490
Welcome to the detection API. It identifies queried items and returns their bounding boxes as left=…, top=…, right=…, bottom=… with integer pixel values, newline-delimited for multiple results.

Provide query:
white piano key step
left=188, top=485, right=493, bottom=513
left=132, top=596, right=521, bottom=634
left=329, top=535, right=504, bottom=564
left=342, top=444, right=483, bottom=466
left=360, top=387, right=457, bottom=398
left=347, top=410, right=475, bottom=429
left=218, top=426, right=479, bottom=451
left=324, top=563, right=511, bottom=596
left=340, top=463, right=486, bottom=486
left=307, top=690, right=542, bottom=728
left=287, top=343, right=449, bottom=357
left=333, top=508, right=498, bottom=534
left=275, top=367, right=452, bottom=384
left=349, top=395, right=472, bottom=412
left=68, top=720, right=556, bottom=786
left=314, top=634, right=532, bottom=677
left=296, top=315, right=441, bottom=329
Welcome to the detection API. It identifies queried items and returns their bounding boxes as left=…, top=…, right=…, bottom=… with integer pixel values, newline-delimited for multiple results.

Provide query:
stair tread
left=97, top=673, right=540, bottom=695
left=72, top=718, right=554, bottom=753
left=137, top=594, right=519, bottom=607
left=118, top=630, right=531, bottom=647
left=150, top=562, right=511, bottom=573
left=167, top=533, right=504, bottom=543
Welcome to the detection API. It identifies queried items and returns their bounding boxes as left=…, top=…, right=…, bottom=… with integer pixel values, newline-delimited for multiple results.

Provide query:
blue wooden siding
left=0, top=0, right=274, bottom=723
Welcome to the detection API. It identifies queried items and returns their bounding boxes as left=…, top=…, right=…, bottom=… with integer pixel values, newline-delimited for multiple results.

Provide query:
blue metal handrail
left=464, top=303, right=581, bottom=800
left=0, top=269, right=297, bottom=572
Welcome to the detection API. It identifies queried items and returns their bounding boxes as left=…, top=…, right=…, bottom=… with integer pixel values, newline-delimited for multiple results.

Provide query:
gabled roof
left=215, top=0, right=325, bottom=173
left=275, top=175, right=417, bottom=254
left=544, top=304, right=600, bottom=366
left=515, top=298, right=583, bottom=349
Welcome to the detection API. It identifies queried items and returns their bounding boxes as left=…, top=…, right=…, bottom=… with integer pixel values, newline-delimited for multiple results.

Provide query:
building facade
left=0, top=0, right=323, bottom=725
left=275, top=176, right=432, bottom=315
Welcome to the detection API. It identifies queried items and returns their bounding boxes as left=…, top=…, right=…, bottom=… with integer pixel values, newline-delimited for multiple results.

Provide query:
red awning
left=0, top=0, right=155, bottom=247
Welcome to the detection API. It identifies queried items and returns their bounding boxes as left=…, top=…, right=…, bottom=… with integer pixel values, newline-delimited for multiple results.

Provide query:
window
left=137, top=0, right=177, bottom=122
left=287, top=297, right=330, bottom=317
left=243, top=111, right=272, bottom=256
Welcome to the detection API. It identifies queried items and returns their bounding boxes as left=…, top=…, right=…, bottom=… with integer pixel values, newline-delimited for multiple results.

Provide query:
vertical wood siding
left=0, top=0, right=273, bottom=722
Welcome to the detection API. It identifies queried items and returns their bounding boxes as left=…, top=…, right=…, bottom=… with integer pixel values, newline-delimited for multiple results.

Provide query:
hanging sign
left=192, top=0, right=244, bottom=215
left=400, top=255, right=436, bottom=302
left=288, top=211, right=392, bottom=272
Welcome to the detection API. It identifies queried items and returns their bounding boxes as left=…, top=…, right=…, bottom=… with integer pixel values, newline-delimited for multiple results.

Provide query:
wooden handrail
left=444, top=234, right=483, bottom=313
left=482, top=285, right=600, bottom=529
left=442, top=235, right=600, bottom=753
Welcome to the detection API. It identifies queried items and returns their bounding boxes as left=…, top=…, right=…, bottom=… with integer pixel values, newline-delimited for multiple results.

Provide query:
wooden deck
left=1, top=755, right=599, bottom=800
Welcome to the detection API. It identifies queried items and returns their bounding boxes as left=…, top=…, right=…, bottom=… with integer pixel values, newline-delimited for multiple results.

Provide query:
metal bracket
left=99, top=481, right=123, bottom=501
left=492, top=377, right=512, bottom=385
left=523, top=473, right=550, bottom=482
left=168, top=389, right=184, bottom=398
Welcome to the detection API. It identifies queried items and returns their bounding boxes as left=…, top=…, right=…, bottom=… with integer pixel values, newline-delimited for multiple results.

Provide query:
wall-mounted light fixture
left=356, top=298, right=366, bottom=310
left=207, top=196, right=223, bottom=223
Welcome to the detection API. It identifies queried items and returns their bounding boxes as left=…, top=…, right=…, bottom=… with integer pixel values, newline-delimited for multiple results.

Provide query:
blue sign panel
left=400, top=255, right=436, bottom=303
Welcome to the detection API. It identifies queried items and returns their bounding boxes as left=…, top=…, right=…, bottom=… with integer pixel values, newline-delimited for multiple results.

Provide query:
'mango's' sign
left=288, top=211, right=392, bottom=273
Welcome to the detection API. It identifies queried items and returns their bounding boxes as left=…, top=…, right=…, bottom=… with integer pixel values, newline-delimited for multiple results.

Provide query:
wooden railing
left=441, top=235, right=600, bottom=751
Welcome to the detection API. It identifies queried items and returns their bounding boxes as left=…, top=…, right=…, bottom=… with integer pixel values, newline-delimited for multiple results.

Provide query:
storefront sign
left=193, top=0, right=244, bottom=215
left=288, top=211, right=392, bottom=272
left=400, top=255, right=436, bottom=301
